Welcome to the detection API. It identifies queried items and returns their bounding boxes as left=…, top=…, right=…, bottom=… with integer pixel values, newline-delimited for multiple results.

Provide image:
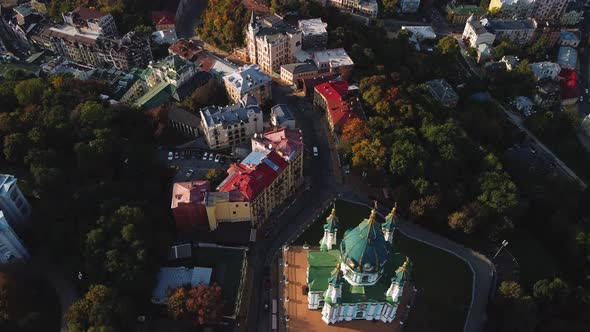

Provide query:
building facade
left=328, top=0, right=379, bottom=17
left=62, top=6, right=118, bottom=36
left=462, top=15, right=496, bottom=48
left=223, top=64, right=272, bottom=104
left=559, top=0, right=584, bottom=26
left=280, top=63, right=319, bottom=85
left=312, top=48, right=354, bottom=80
left=299, top=18, right=328, bottom=50
left=270, top=104, right=296, bottom=129
left=0, top=174, right=31, bottom=228
left=488, top=0, right=535, bottom=19
left=530, top=61, right=561, bottom=80
left=446, top=4, right=486, bottom=25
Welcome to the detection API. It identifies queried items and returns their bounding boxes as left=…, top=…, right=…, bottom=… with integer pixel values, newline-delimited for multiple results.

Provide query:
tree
left=206, top=169, right=227, bottom=189
left=167, top=284, right=224, bottom=325
left=478, top=170, right=518, bottom=214
left=14, top=78, right=45, bottom=105
left=491, top=41, right=519, bottom=60
left=78, top=101, right=113, bottom=129
left=0, top=82, right=17, bottom=111
left=381, top=0, right=398, bottom=16
left=196, top=0, right=247, bottom=51
left=527, top=37, right=548, bottom=62
left=409, top=194, right=440, bottom=220
left=533, top=278, right=569, bottom=302
left=435, top=36, right=460, bottom=57
left=341, top=118, right=366, bottom=145
left=389, top=129, right=429, bottom=178
left=3, top=133, right=27, bottom=162
left=448, top=202, right=482, bottom=234
left=499, top=281, right=523, bottom=300
left=65, top=285, right=117, bottom=332
left=421, top=119, right=467, bottom=163
left=183, top=79, right=227, bottom=111
left=351, top=138, right=387, bottom=170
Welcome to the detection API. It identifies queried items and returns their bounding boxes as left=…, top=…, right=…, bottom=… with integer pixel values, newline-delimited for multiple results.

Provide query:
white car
left=313, top=146, right=318, bottom=157
left=185, top=169, right=194, bottom=178
left=209, top=153, right=214, bottom=161
left=167, top=152, right=173, bottom=161
left=202, top=152, right=208, bottom=160
left=214, top=154, right=221, bottom=163
left=580, top=96, right=584, bottom=102
left=585, top=88, right=589, bottom=94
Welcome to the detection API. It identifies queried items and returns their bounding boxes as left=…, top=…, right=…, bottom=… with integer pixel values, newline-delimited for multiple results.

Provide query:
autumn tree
left=341, top=118, right=366, bottom=145
left=65, top=285, right=118, bottom=332
left=435, top=36, right=460, bottom=57
left=351, top=138, right=387, bottom=170
left=14, top=78, right=45, bottom=105
left=196, top=0, right=247, bottom=51
left=167, top=284, right=224, bottom=325
left=448, top=202, right=482, bottom=234
left=499, top=281, right=523, bottom=300
left=206, top=169, right=227, bottom=189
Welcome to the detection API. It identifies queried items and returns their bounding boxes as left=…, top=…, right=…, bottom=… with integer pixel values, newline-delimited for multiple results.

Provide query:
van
left=313, top=146, right=318, bottom=157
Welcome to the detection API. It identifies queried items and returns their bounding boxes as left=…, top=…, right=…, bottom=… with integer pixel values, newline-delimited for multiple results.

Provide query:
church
left=305, top=203, right=412, bottom=324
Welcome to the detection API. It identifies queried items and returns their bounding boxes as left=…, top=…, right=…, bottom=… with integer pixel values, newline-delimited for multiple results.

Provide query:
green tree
left=478, top=170, right=518, bottom=214
left=499, top=281, right=523, bottom=300
left=3, top=133, right=27, bottom=162
left=78, top=102, right=113, bottom=128
left=491, top=41, right=519, bottom=60
left=533, top=278, right=569, bottom=302
left=0, top=82, right=17, bottom=111
left=196, top=0, right=247, bottom=51
left=206, top=169, right=227, bottom=189
left=382, top=0, right=398, bottom=16
left=65, top=285, right=117, bottom=332
left=389, top=129, right=429, bottom=177
left=14, top=78, right=45, bottom=105
left=435, top=36, right=460, bottom=57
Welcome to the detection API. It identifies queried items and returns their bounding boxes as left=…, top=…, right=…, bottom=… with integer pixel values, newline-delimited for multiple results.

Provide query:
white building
left=462, top=15, right=496, bottom=48
left=482, top=17, right=537, bottom=46
left=200, top=95, right=263, bottom=149
left=270, top=104, right=296, bottom=129
left=530, top=62, right=561, bottom=80
left=500, top=55, right=520, bottom=71
left=400, top=0, right=421, bottom=13
left=151, top=29, right=177, bottom=45
left=0, top=211, right=29, bottom=263
left=280, top=62, right=318, bottom=85
left=401, top=26, right=436, bottom=51
left=312, top=48, right=354, bottom=79
left=223, top=64, right=273, bottom=104
left=0, top=174, right=31, bottom=228
left=298, top=18, right=328, bottom=50
left=246, top=13, right=302, bottom=74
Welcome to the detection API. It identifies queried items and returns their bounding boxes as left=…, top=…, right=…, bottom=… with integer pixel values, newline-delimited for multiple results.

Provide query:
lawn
left=292, top=200, right=473, bottom=332
left=506, top=230, right=560, bottom=289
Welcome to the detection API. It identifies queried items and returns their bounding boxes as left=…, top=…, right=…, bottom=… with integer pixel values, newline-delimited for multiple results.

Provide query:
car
left=174, top=151, right=179, bottom=159
left=580, top=96, right=584, bottom=102
left=313, top=146, right=318, bottom=157
left=214, top=154, right=221, bottom=163
left=185, top=169, right=194, bottom=177
left=530, top=148, right=537, bottom=154
left=585, top=88, right=589, bottom=94
left=202, top=152, right=208, bottom=160
left=209, top=153, right=214, bottom=161
left=167, top=152, right=173, bottom=161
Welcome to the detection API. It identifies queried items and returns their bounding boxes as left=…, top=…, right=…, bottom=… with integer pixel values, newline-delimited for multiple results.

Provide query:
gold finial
left=368, top=201, right=378, bottom=223
left=330, top=205, right=336, bottom=218
left=387, top=202, right=397, bottom=219
left=400, top=257, right=410, bottom=271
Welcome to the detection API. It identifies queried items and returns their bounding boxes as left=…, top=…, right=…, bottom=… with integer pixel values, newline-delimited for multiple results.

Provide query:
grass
left=292, top=200, right=472, bottom=332
left=506, top=230, right=560, bottom=289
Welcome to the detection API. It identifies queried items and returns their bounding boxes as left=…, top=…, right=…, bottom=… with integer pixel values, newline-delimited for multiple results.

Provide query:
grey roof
left=223, top=65, right=272, bottom=95
left=255, top=14, right=299, bottom=37
left=426, top=79, right=459, bottom=104
left=200, top=95, right=260, bottom=128
left=151, top=267, right=212, bottom=304
left=485, top=19, right=536, bottom=32
left=271, top=104, right=294, bottom=124
left=281, top=62, right=317, bottom=75
left=168, top=106, right=200, bottom=127
left=0, top=174, right=17, bottom=195
left=560, top=31, right=580, bottom=42
left=167, top=243, right=192, bottom=260
left=558, top=46, right=577, bottom=69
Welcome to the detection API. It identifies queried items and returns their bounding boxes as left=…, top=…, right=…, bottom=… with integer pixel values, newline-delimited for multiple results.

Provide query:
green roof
left=135, top=82, right=173, bottom=109
left=307, top=250, right=340, bottom=291
left=324, top=205, right=339, bottom=233
left=383, top=206, right=398, bottom=232
left=446, top=4, right=486, bottom=16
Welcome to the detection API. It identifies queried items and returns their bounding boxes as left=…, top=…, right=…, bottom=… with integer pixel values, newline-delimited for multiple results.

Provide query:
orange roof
left=171, top=180, right=210, bottom=208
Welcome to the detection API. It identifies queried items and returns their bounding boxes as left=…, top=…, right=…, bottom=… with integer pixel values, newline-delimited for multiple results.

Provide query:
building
left=300, top=73, right=340, bottom=96
left=557, top=46, right=577, bottom=70
left=476, top=43, right=492, bottom=63
left=168, top=39, right=202, bottom=61
left=488, top=0, right=535, bottom=19
left=462, top=15, right=496, bottom=48
left=401, top=26, right=436, bottom=51
left=0, top=211, right=29, bottom=263
left=151, top=10, right=176, bottom=31
left=533, top=0, right=568, bottom=21
left=62, top=6, right=118, bottom=36
left=151, top=29, right=177, bottom=45
left=0, top=174, right=31, bottom=228
left=515, top=96, right=536, bottom=116
left=171, top=181, right=210, bottom=231
left=6, top=4, right=45, bottom=48
left=298, top=18, right=328, bottom=50
left=559, top=30, right=580, bottom=48
left=446, top=4, right=486, bottom=25
left=200, top=95, right=263, bottom=149
left=147, top=54, right=197, bottom=88
left=328, top=0, right=379, bottom=18
left=304, top=204, right=413, bottom=324
left=560, top=0, right=584, bottom=26
left=223, top=64, right=272, bottom=104
left=270, top=104, right=296, bottom=129
left=530, top=61, right=561, bottom=80
left=482, top=17, right=537, bottom=46
left=151, top=266, right=212, bottom=304
left=314, top=80, right=364, bottom=133
left=168, top=105, right=201, bottom=137
left=559, top=68, right=579, bottom=105
left=312, top=48, right=354, bottom=80
left=246, top=13, right=302, bottom=74
left=217, top=128, right=304, bottom=226
left=280, top=62, right=318, bottom=85
left=533, top=21, right=560, bottom=48
left=400, top=0, right=421, bottom=13
left=500, top=55, right=519, bottom=71
left=534, top=79, right=561, bottom=109
left=426, top=79, right=459, bottom=108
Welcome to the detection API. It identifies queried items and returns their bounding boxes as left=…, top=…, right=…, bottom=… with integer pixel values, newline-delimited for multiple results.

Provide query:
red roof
left=257, top=128, right=304, bottom=161
left=169, top=39, right=201, bottom=61
left=73, top=6, right=108, bottom=20
left=152, top=10, right=176, bottom=26
left=315, top=80, right=360, bottom=130
left=171, top=180, right=210, bottom=208
left=559, top=68, right=579, bottom=100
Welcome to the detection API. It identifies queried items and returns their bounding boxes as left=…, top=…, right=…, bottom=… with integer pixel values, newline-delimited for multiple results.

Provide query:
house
left=401, top=26, right=436, bottom=51
left=246, top=13, right=302, bottom=74
left=446, top=4, right=486, bottom=25
left=312, top=48, right=354, bottom=80
left=151, top=10, right=176, bottom=31
left=462, top=15, right=496, bottom=48
left=530, top=62, right=561, bottom=80
left=559, top=68, right=579, bottom=106
left=280, top=62, right=318, bottom=86
left=400, top=0, right=421, bottom=13
left=6, top=4, right=45, bottom=49
left=327, top=0, right=379, bottom=17
left=500, top=55, right=519, bottom=70
left=533, top=0, right=569, bottom=21
left=557, top=46, right=577, bottom=70
left=0, top=174, right=31, bottom=228
left=477, top=43, right=492, bottom=64
left=560, top=0, right=584, bottom=26
left=559, top=30, right=580, bottom=48
left=534, top=79, right=561, bottom=109
left=482, top=17, right=537, bottom=46
left=426, top=79, right=459, bottom=108
left=200, top=95, right=263, bottom=150
left=515, top=96, right=536, bottom=116
left=0, top=211, right=29, bottom=263
left=488, top=0, right=535, bottom=19
left=168, top=39, right=201, bottom=61
left=151, top=267, right=212, bottom=304
left=271, top=104, right=296, bottom=129
left=314, top=80, right=364, bottom=133
left=151, top=29, right=177, bottom=45
left=223, top=64, right=272, bottom=104
left=168, top=106, right=200, bottom=137
left=298, top=18, right=328, bottom=50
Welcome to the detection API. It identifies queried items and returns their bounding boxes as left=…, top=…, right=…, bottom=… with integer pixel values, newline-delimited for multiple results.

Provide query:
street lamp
left=493, top=240, right=509, bottom=259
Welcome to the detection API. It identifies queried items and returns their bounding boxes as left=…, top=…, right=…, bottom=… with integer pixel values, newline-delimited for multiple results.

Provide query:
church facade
left=306, top=204, right=412, bottom=324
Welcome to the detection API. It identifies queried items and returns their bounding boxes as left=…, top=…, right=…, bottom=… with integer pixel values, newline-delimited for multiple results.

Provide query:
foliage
left=167, top=284, right=224, bottom=325
left=499, top=281, right=523, bottom=300
left=206, top=169, right=227, bottom=189
left=196, top=0, right=247, bottom=51
left=533, top=278, right=569, bottom=303
left=491, top=41, right=519, bottom=60
left=435, top=36, right=460, bottom=57
left=65, top=285, right=133, bottom=332
left=14, top=78, right=45, bottom=105
left=381, top=0, right=399, bottom=16
left=182, top=78, right=228, bottom=111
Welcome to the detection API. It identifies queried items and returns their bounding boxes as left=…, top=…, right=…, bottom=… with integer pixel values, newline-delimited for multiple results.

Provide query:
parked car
left=214, top=154, right=221, bottom=163
left=585, top=88, right=589, bottom=94
left=580, top=96, right=584, bottom=102
left=167, top=152, right=173, bottom=161
left=174, top=151, right=179, bottom=159
left=185, top=169, right=194, bottom=178
left=209, top=153, right=214, bottom=161
left=219, top=156, right=226, bottom=164
left=202, top=152, right=208, bottom=160
left=313, top=146, right=318, bottom=157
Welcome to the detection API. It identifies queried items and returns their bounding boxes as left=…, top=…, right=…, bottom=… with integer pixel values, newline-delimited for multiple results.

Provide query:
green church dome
left=340, top=205, right=391, bottom=273
left=324, top=205, right=339, bottom=233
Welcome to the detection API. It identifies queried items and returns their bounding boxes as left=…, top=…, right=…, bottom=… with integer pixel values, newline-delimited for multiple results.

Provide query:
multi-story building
left=530, top=61, right=561, bottom=80
left=532, top=0, right=568, bottom=21
left=482, top=17, right=537, bottom=46
left=246, top=13, right=302, bottom=74
left=280, top=63, right=319, bottom=85
left=62, top=6, right=118, bottom=36
left=328, top=0, right=379, bottom=17
left=314, top=80, right=364, bottom=134
left=270, top=104, right=296, bottom=129
left=0, top=211, right=29, bottom=263
left=446, top=4, right=486, bottom=25
left=557, top=46, right=577, bottom=70
left=400, top=0, right=421, bottom=13
left=298, top=18, right=328, bottom=50
left=6, top=4, right=45, bottom=48
left=533, top=21, right=560, bottom=48
left=488, top=0, right=535, bottom=19
left=559, top=30, right=580, bottom=48
left=462, top=15, right=496, bottom=48
left=200, top=95, right=263, bottom=149
left=559, top=0, right=584, bottom=26
left=223, top=64, right=272, bottom=104
left=0, top=174, right=31, bottom=228
left=168, top=39, right=201, bottom=61
left=312, top=48, right=354, bottom=80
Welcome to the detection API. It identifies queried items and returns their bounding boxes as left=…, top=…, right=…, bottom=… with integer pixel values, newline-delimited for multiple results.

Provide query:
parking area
left=505, top=139, right=567, bottom=178
left=159, top=149, right=232, bottom=182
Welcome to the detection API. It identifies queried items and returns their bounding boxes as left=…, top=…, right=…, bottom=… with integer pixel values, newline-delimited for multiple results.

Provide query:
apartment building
left=482, top=17, right=537, bottom=46
left=223, top=64, right=272, bottom=104
left=0, top=174, right=31, bottom=228
left=298, top=18, right=328, bottom=50
left=446, top=4, right=486, bottom=25
left=560, top=0, right=584, bottom=26
left=246, top=12, right=302, bottom=74
left=533, top=0, right=568, bottom=21
left=328, top=0, right=379, bottom=17
left=280, top=62, right=318, bottom=85
left=488, top=0, right=535, bottom=19
left=314, top=80, right=364, bottom=133
left=312, top=48, right=354, bottom=80
left=270, top=104, right=296, bottom=129
left=462, top=15, right=496, bottom=48
left=200, top=95, right=263, bottom=150
left=62, top=6, right=118, bottom=36
left=530, top=61, right=561, bottom=80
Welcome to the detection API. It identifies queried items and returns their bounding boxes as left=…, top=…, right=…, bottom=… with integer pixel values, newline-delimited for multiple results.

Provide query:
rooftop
left=446, top=4, right=486, bottom=15
left=313, top=48, right=354, bottom=68
left=71, top=6, right=109, bottom=21
left=484, top=18, right=536, bottom=31
left=168, top=39, right=201, bottom=61
left=200, top=94, right=260, bottom=128
left=0, top=174, right=17, bottom=194
left=223, top=64, right=272, bottom=95
left=271, top=104, right=294, bottom=123
left=298, top=18, right=328, bottom=36
left=426, top=79, right=459, bottom=104
left=560, top=30, right=581, bottom=42
left=253, top=127, right=304, bottom=162
left=559, top=68, right=580, bottom=100
left=168, top=106, right=200, bottom=127
left=557, top=46, right=577, bottom=70
left=171, top=181, right=210, bottom=209
left=280, top=62, right=317, bottom=75
left=151, top=266, right=212, bottom=304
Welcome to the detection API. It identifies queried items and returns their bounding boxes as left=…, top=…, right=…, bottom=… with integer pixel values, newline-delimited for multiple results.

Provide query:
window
left=318, top=300, right=325, bottom=307
left=355, top=311, right=365, bottom=318
left=361, top=275, right=369, bottom=283
left=233, top=211, right=236, bottom=215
